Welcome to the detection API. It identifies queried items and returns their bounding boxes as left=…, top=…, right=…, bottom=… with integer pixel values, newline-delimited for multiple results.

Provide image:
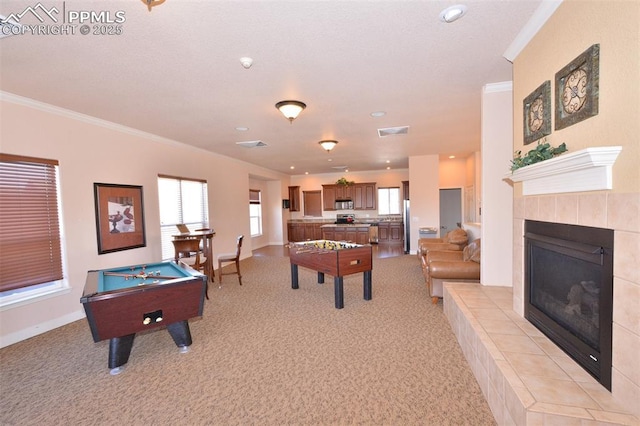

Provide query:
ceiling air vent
left=236, top=140, right=267, bottom=148
left=0, top=15, right=21, bottom=39
left=331, top=166, right=348, bottom=170
left=377, top=126, right=410, bottom=137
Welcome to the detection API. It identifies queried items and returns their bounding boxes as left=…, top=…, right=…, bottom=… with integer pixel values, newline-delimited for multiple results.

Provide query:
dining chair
left=217, top=235, right=244, bottom=286
left=172, top=237, right=209, bottom=299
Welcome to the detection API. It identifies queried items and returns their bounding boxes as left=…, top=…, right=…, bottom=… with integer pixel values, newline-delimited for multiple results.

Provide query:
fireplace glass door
left=525, top=220, right=613, bottom=389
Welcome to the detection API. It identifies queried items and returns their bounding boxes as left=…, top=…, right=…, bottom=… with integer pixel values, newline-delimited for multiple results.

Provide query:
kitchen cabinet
left=353, top=183, right=376, bottom=210
left=321, top=225, right=369, bottom=245
left=288, top=186, right=300, bottom=212
left=323, top=183, right=376, bottom=211
left=322, top=185, right=337, bottom=211
left=378, top=222, right=403, bottom=244
left=287, top=222, right=325, bottom=242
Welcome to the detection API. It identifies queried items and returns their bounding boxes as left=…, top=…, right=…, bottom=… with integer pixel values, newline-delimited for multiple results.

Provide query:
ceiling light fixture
left=319, top=140, right=338, bottom=152
left=142, top=0, right=166, bottom=12
left=275, top=100, right=306, bottom=123
left=439, top=4, right=467, bottom=23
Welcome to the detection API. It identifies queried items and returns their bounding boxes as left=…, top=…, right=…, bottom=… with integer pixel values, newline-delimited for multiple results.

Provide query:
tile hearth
left=444, top=283, right=639, bottom=425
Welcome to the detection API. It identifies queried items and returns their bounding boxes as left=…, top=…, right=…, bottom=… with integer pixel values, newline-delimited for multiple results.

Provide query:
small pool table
left=81, top=261, right=206, bottom=374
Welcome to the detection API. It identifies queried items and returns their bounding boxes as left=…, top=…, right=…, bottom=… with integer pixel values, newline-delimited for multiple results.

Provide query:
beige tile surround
left=443, top=192, right=640, bottom=425
left=444, top=284, right=639, bottom=425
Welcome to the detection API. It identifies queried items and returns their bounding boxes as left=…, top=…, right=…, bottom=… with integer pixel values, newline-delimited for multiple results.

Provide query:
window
left=158, top=175, right=208, bottom=260
left=0, top=154, right=66, bottom=306
left=378, top=187, right=401, bottom=215
left=249, top=189, right=262, bottom=237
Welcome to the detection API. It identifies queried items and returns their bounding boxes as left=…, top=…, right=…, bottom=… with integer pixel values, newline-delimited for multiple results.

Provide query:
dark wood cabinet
left=323, top=183, right=376, bottom=211
left=288, top=222, right=325, bottom=242
left=353, top=183, right=376, bottom=210
left=389, top=223, right=403, bottom=242
left=322, top=225, right=369, bottom=244
left=322, top=185, right=337, bottom=211
left=288, top=186, right=300, bottom=212
left=378, top=222, right=403, bottom=244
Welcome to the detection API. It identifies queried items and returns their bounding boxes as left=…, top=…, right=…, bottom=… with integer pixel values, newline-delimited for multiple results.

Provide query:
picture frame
left=555, top=44, right=600, bottom=130
left=94, top=183, right=146, bottom=254
left=523, top=80, right=551, bottom=145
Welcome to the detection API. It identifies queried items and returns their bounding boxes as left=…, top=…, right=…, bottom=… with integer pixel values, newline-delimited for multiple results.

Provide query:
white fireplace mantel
left=504, top=146, right=622, bottom=196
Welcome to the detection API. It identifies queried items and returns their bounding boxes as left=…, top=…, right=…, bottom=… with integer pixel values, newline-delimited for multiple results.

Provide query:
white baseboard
left=0, top=310, right=86, bottom=348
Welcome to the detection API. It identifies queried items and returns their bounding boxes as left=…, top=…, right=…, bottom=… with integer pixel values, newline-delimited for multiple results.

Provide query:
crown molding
left=503, top=0, right=563, bottom=62
left=484, top=81, right=513, bottom=93
left=0, top=91, right=188, bottom=148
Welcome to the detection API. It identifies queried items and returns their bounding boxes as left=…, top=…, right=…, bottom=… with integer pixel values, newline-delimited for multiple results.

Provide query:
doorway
left=439, top=188, right=462, bottom=236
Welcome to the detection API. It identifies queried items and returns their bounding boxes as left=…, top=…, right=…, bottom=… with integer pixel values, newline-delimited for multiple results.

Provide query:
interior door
left=439, top=188, right=462, bottom=236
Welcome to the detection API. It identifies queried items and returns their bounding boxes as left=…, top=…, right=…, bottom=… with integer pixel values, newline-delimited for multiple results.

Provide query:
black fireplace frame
left=524, top=220, right=613, bottom=390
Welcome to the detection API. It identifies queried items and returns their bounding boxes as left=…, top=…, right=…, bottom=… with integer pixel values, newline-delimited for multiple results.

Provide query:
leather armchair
left=424, top=239, right=481, bottom=304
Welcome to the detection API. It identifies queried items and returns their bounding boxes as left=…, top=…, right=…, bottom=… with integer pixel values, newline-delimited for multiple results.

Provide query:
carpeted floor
left=0, top=251, right=495, bottom=425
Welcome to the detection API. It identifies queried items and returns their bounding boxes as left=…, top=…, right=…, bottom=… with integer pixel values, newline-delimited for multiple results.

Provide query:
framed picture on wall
left=94, top=183, right=146, bottom=254
left=555, top=44, right=600, bottom=130
left=523, top=80, right=551, bottom=145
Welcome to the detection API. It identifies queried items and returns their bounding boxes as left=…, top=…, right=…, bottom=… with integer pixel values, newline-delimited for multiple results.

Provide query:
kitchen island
left=320, top=224, right=371, bottom=245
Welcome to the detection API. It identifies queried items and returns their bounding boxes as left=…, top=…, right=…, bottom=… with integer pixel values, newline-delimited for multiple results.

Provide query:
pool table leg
left=108, top=333, right=135, bottom=373
left=334, top=276, right=344, bottom=309
left=166, top=320, right=192, bottom=350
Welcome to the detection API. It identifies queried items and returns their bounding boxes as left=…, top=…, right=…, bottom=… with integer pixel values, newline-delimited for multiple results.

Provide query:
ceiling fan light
left=319, top=140, right=338, bottom=152
left=275, top=100, right=306, bottom=122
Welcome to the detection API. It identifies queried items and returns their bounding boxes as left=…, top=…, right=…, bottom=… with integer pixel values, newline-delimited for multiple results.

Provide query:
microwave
left=335, top=200, right=353, bottom=210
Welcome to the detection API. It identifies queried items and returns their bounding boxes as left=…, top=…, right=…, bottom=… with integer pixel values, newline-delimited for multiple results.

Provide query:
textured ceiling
left=0, top=0, right=543, bottom=175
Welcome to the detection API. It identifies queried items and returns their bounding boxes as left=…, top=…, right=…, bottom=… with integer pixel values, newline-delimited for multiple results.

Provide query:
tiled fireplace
left=445, top=149, right=640, bottom=424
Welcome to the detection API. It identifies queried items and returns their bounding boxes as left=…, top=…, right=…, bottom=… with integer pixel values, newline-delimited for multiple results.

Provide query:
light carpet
left=0, top=252, right=495, bottom=425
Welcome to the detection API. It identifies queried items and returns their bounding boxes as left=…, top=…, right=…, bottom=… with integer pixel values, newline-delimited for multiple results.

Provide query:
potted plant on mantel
left=510, top=140, right=568, bottom=172
left=336, top=177, right=355, bottom=186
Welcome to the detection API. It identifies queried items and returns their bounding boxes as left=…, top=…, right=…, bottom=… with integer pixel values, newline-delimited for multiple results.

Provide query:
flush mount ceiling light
left=439, top=4, right=467, bottom=23
left=319, top=140, right=338, bottom=152
left=275, top=100, right=306, bottom=123
left=142, top=0, right=166, bottom=12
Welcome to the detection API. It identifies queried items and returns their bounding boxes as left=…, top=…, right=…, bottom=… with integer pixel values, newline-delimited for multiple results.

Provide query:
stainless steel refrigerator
left=403, top=200, right=410, bottom=254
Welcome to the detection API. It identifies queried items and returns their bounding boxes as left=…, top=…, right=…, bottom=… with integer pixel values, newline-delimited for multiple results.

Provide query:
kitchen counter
left=320, top=223, right=371, bottom=228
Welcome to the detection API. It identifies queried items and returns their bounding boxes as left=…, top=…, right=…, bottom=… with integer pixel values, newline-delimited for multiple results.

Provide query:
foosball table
left=288, top=240, right=373, bottom=309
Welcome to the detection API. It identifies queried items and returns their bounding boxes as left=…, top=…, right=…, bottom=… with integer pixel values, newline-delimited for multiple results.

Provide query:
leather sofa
left=424, top=239, right=481, bottom=304
left=417, top=228, right=469, bottom=273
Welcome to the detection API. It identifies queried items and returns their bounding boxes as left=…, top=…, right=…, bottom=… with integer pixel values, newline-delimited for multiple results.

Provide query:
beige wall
left=512, top=0, right=640, bottom=414
left=0, top=94, right=289, bottom=346
left=513, top=0, right=639, bottom=194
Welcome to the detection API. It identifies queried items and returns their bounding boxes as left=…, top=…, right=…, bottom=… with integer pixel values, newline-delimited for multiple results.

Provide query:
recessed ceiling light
left=439, top=5, right=467, bottom=23
left=305, top=171, right=309, bottom=175
left=386, top=166, right=391, bottom=170
left=239, top=57, right=253, bottom=69
left=235, top=126, right=249, bottom=131
left=449, top=155, right=456, bottom=159
left=370, top=111, right=386, bottom=117
left=386, top=160, right=390, bottom=163
left=290, top=166, right=295, bottom=170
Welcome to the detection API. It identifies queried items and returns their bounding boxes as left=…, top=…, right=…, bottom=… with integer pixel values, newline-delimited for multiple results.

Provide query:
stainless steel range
left=335, top=214, right=355, bottom=224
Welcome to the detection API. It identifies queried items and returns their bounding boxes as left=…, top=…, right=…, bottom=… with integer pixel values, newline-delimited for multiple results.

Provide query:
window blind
left=249, top=189, right=260, bottom=204
left=0, top=154, right=63, bottom=292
